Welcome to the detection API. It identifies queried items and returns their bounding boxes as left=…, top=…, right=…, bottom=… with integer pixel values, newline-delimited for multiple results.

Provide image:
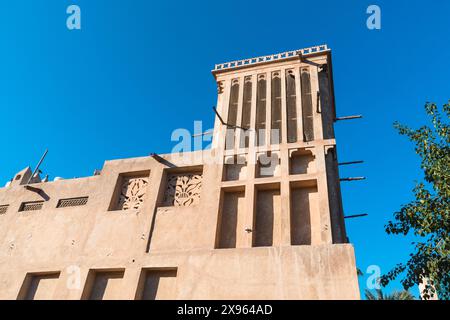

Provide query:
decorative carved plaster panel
left=164, top=173, right=202, bottom=207
left=117, top=177, right=149, bottom=210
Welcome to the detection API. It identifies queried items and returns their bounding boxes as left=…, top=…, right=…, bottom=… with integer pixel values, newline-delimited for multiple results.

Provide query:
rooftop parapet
left=212, top=44, right=330, bottom=73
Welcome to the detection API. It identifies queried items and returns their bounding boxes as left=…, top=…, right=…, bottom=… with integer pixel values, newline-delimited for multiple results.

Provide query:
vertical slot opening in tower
left=286, top=69, right=297, bottom=143
left=225, top=79, right=240, bottom=150
left=240, top=76, right=252, bottom=148
left=271, top=71, right=282, bottom=144
left=301, top=67, right=314, bottom=142
left=255, top=74, right=267, bottom=146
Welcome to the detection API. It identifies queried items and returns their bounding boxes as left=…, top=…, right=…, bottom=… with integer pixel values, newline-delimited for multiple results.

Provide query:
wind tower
left=209, top=45, right=360, bottom=298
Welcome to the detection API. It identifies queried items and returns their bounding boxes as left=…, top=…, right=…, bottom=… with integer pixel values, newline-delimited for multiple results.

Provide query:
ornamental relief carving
left=117, top=177, right=149, bottom=210
left=164, top=173, right=202, bottom=207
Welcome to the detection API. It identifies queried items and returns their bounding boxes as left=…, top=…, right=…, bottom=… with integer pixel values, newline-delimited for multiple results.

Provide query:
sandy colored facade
left=0, top=45, right=360, bottom=300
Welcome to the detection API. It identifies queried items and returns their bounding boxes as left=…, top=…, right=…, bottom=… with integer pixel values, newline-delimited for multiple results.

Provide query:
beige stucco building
left=0, top=45, right=360, bottom=300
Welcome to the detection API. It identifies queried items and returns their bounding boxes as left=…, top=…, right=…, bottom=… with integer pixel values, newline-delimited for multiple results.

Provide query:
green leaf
left=384, top=101, right=450, bottom=300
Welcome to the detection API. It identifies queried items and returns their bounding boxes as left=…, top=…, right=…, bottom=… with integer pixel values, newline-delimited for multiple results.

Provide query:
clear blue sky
left=1, top=0, right=449, bottom=298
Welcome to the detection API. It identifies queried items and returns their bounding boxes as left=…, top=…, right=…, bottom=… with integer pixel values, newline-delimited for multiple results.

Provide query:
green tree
left=380, top=101, right=450, bottom=300
left=365, top=289, right=415, bottom=300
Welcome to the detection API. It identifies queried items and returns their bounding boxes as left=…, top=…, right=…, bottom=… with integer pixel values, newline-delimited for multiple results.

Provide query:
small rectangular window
left=56, top=197, right=88, bottom=208
left=19, top=201, right=44, bottom=212
left=0, top=204, right=9, bottom=214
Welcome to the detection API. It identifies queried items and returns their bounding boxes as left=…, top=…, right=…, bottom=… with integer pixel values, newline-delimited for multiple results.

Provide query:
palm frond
left=365, top=288, right=416, bottom=300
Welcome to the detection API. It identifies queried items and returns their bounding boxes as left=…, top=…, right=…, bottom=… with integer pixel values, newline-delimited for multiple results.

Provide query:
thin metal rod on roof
left=27, top=149, right=48, bottom=185
left=338, top=160, right=364, bottom=166
left=299, top=53, right=327, bottom=69
left=335, top=115, right=363, bottom=121
left=344, top=213, right=368, bottom=219
left=150, top=153, right=164, bottom=162
left=340, top=177, right=366, bottom=181
left=192, top=130, right=214, bottom=137
left=213, top=107, right=249, bottom=131
left=150, top=153, right=177, bottom=168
